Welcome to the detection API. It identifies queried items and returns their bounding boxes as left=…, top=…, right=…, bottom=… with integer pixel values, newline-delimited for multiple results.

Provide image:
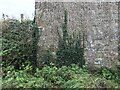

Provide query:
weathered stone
left=35, top=1, right=119, bottom=67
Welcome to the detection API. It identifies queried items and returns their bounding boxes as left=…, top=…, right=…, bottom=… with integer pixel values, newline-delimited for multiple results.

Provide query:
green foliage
left=1, top=19, right=40, bottom=70
left=2, top=65, right=51, bottom=88
left=2, top=64, right=120, bottom=88
left=31, top=21, right=41, bottom=70
left=1, top=13, right=120, bottom=89
left=101, top=68, right=117, bottom=80
left=96, top=66, right=120, bottom=84
left=116, top=65, right=120, bottom=83
left=56, top=10, right=85, bottom=67
left=40, top=50, right=53, bottom=66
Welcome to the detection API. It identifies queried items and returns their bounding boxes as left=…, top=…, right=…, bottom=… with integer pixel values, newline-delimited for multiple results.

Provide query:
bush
left=95, top=66, right=120, bottom=84
left=2, top=64, right=120, bottom=88
left=1, top=18, right=40, bottom=70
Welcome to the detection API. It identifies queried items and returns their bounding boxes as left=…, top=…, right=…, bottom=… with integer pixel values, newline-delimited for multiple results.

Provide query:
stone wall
left=35, top=1, right=119, bottom=67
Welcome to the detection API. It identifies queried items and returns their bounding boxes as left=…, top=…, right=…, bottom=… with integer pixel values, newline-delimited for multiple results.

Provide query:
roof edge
left=35, top=0, right=120, bottom=2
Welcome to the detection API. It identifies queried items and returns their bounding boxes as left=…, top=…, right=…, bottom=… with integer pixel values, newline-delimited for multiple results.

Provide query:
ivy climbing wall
left=35, top=1, right=119, bottom=67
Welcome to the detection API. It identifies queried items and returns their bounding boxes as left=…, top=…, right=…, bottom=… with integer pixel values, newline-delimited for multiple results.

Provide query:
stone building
left=35, top=0, right=119, bottom=67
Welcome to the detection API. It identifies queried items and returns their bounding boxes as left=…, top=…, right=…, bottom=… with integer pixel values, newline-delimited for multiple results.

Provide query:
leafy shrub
left=2, top=64, right=120, bottom=88
left=95, top=66, right=120, bottom=85
left=62, top=79, right=85, bottom=88
left=1, top=18, right=40, bottom=70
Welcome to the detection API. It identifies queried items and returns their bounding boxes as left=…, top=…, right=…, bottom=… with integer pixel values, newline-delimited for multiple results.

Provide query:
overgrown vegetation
left=1, top=18, right=40, bottom=70
left=2, top=19, right=33, bottom=69
left=1, top=10, right=120, bottom=88
left=2, top=64, right=120, bottom=88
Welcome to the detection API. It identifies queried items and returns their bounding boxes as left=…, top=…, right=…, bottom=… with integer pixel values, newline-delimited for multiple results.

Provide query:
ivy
left=56, top=10, right=85, bottom=68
